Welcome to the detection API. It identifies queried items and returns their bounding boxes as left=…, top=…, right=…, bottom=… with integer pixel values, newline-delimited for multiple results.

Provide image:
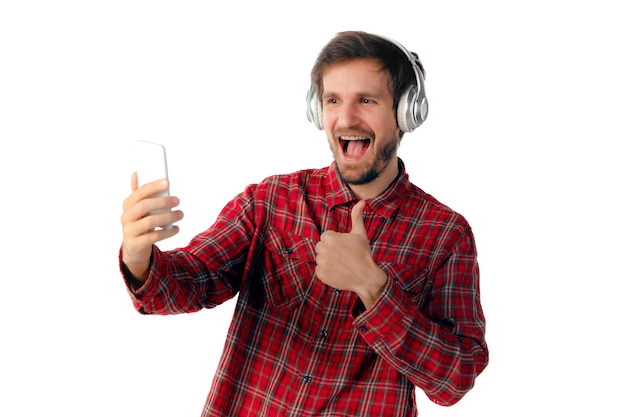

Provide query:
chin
left=337, top=163, right=379, bottom=186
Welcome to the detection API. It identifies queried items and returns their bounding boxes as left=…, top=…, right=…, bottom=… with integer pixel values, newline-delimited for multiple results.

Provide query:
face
left=321, top=58, right=401, bottom=189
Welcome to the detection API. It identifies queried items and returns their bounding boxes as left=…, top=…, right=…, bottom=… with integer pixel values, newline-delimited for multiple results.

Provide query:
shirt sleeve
left=352, top=224, right=489, bottom=406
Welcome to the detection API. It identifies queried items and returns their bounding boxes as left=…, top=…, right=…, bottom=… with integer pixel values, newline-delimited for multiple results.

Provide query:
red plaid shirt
left=123, top=160, right=488, bottom=416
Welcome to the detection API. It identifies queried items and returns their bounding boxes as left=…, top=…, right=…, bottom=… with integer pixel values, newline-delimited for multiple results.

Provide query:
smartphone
left=135, top=140, right=172, bottom=230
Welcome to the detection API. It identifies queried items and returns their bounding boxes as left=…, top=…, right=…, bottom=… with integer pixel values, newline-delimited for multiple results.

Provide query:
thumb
left=350, top=200, right=367, bottom=237
left=131, top=172, right=138, bottom=191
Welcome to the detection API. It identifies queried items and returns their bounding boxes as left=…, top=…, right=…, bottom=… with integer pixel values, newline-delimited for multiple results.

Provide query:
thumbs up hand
left=315, top=200, right=388, bottom=309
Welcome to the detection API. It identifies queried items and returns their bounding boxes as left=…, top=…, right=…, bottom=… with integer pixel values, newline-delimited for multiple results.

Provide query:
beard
left=335, top=135, right=399, bottom=186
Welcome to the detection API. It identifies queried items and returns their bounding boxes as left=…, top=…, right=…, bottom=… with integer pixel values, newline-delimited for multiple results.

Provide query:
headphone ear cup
left=306, top=86, right=324, bottom=130
left=396, top=87, right=413, bottom=133
left=397, top=85, right=428, bottom=133
left=314, top=98, right=323, bottom=130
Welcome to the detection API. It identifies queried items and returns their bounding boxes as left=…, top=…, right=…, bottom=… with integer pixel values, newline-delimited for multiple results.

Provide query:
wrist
left=121, top=261, right=149, bottom=290
left=121, top=245, right=154, bottom=282
left=356, top=268, right=388, bottom=310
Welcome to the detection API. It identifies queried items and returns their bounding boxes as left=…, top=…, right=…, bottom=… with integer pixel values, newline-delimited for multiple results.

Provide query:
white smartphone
left=135, top=140, right=172, bottom=230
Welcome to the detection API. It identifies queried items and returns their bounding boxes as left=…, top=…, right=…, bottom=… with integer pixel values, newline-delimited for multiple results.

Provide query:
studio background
left=1, top=1, right=624, bottom=416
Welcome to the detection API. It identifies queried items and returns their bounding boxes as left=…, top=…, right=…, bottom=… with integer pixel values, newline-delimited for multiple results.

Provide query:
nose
left=335, top=101, right=361, bottom=128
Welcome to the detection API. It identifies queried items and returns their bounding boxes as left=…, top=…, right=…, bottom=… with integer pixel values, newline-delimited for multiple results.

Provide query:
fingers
left=131, top=206, right=183, bottom=233
left=123, top=176, right=173, bottom=218
left=350, top=200, right=367, bottom=237
left=126, top=177, right=170, bottom=205
left=121, top=173, right=183, bottom=270
left=121, top=201, right=183, bottom=277
left=122, top=194, right=182, bottom=234
left=125, top=218, right=181, bottom=248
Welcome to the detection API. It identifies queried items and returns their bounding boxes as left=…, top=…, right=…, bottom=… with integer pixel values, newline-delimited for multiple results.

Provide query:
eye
left=329, top=98, right=339, bottom=104
left=361, top=98, right=372, bottom=104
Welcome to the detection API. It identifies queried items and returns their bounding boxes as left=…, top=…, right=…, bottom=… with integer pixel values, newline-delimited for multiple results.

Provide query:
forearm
left=118, top=245, right=237, bottom=315
left=353, top=278, right=488, bottom=406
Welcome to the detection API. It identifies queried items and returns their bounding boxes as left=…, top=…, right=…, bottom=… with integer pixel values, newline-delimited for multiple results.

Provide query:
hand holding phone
left=135, top=140, right=173, bottom=230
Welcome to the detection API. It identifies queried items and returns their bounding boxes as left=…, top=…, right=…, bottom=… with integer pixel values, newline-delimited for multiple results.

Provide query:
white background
left=1, top=1, right=624, bottom=416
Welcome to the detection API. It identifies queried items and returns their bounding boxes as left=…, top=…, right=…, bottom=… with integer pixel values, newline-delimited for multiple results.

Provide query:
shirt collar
left=326, top=159, right=410, bottom=219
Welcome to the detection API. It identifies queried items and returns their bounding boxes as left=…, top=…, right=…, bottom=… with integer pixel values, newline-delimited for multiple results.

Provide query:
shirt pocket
left=380, top=263, right=431, bottom=307
left=261, top=227, right=318, bottom=310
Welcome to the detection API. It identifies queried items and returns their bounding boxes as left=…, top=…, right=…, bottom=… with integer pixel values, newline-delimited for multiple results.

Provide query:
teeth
left=341, top=136, right=367, bottom=141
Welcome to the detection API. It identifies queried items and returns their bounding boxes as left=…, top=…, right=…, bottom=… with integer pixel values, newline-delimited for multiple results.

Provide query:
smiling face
left=321, top=58, right=401, bottom=199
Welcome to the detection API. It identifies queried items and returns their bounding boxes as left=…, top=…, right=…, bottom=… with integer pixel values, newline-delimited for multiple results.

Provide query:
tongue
left=346, top=140, right=368, bottom=157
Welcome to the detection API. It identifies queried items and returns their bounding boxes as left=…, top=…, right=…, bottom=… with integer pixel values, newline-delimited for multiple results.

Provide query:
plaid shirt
left=123, top=160, right=488, bottom=416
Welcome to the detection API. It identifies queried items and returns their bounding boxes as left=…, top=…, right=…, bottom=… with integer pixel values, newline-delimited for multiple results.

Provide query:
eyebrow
left=321, top=91, right=387, bottom=100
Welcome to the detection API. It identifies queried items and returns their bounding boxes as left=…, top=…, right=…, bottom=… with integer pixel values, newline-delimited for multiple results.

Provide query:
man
left=120, top=30, right=488, bottom=416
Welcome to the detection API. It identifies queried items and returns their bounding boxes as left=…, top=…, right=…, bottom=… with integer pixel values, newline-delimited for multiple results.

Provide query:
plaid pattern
left=124, top=160, right=488, bottom=416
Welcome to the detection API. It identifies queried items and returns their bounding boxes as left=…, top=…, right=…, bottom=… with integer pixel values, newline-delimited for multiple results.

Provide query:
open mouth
left=340, top=136, right=371, bottom=158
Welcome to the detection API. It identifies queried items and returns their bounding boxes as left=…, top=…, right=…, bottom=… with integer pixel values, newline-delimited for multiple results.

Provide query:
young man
left=120, top=31, right=488, bottom=416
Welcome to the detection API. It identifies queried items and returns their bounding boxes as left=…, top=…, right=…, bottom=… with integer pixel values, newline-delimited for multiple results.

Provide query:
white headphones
left=306, top=35, right=429, bottom=133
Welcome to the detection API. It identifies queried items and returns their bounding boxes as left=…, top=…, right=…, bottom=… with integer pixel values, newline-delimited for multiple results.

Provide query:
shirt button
left=334, top=288, right=341, bottom=294
left=320, top=330, right=328, bottom=338
left=303, top=376, right=312, bottom=383
left=285, top=248, right=293, bottom=255
left=359, top=326, right=367, bottom=332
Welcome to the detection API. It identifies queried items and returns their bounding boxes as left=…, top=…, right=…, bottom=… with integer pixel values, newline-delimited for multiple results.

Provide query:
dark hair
left=310, top=31, right=425, bottom=111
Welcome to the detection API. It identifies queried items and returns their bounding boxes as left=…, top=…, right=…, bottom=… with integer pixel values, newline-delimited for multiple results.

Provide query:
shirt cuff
left=352, top=277, right=411, bottom=345
left=118, top=246, right=159, bottom=311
